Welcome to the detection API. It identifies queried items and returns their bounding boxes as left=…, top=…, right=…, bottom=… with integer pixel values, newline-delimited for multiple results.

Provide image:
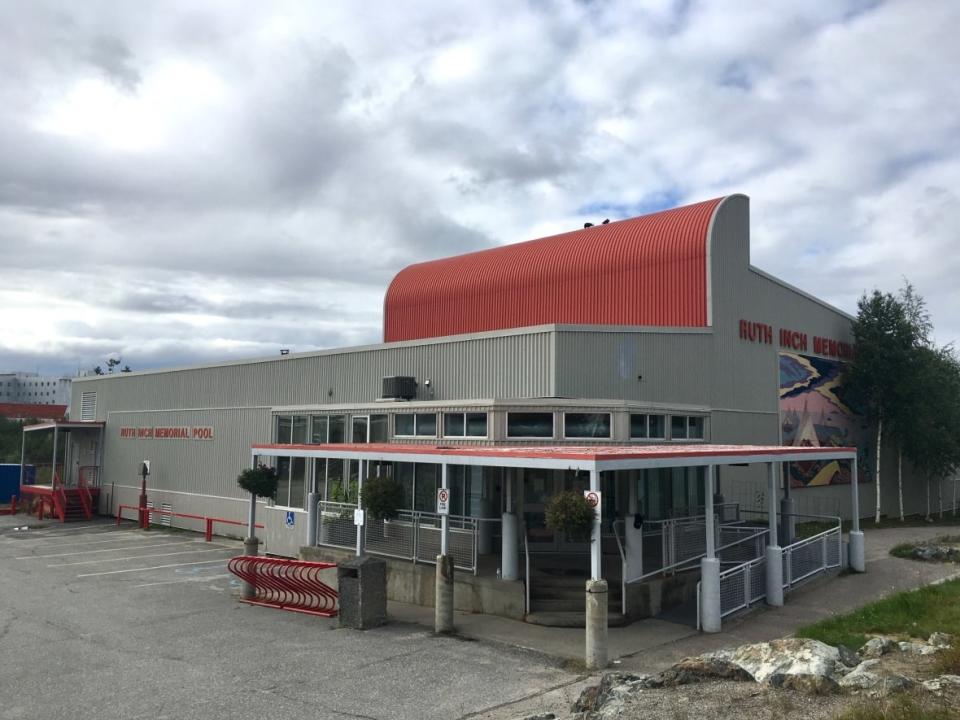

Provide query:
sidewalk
left=388, top=524, right=960, bottom=718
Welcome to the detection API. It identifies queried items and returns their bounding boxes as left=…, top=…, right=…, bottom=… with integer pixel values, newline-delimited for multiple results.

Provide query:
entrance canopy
left=23, top=421, right=105, bottom=433
left=251, top=442, right=856, bottom=472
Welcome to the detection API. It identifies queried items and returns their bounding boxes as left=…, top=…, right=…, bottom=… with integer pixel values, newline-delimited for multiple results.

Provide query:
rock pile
left=571, top=632, right=958, bottom=719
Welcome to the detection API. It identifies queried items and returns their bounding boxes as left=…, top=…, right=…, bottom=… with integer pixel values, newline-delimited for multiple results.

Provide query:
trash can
left=337, top=555, right=387, bottom=629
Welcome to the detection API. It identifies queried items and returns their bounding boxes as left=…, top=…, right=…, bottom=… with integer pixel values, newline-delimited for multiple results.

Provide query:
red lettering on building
left=739, top=319, right=773, bottom=345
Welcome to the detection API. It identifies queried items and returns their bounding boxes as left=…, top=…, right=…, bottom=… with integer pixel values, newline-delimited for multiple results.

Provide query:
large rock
left=929, top=632, right=955, bottom=648
left=702, top=638, right=852, bottom=686
left=656, top=656, right=753, bottom=686
left=572, top=673, right=650, bottom=718
left=898, top=641, right=939, bottom=656
left=859, top=637, right=897, bottom=658
left=922, top=674, right=960, bottom=694
left=768, top=673, right=840, bottom=695
left=838, top=660, right=882, bottom=690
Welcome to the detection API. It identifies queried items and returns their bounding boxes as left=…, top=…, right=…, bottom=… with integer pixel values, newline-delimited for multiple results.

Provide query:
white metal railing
left=671, top=502, right=740, bottom=524
left=697, top=554, right=768, bottom=629
left=782, top=523, right=842, bottom=591
left=316, top=500, right=496, bottom=574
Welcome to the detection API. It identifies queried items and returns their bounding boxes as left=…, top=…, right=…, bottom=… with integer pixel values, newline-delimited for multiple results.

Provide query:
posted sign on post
left=436, top=487, right=450, bottom=515
left=584, top=490, right=602, bottom=519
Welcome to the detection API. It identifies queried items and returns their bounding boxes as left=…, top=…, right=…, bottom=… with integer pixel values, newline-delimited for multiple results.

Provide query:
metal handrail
left=636, top=526, right=768, bottom=582
left=611, top=520, right=628, bottom=615
left=522, top=522, right=530, bottom=616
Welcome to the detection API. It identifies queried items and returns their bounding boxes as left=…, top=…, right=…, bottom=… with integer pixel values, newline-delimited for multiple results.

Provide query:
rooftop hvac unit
left=382, top=376, right=417, bottom=401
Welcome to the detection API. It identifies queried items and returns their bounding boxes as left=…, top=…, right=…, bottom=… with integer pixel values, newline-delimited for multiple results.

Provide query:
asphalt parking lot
left=0, top=518, right=572, bottom=720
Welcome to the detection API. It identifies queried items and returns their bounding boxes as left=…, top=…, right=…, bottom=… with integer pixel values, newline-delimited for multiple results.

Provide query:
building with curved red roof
left=385, top=197, right=724, bottom=342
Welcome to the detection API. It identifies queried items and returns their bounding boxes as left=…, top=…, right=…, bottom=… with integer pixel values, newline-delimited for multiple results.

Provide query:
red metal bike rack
left=227, top=556, right=339, bottom=617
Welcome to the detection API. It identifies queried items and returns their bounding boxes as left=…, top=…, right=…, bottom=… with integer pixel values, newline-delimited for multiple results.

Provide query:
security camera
left=424, top=379, right=432, bottom=387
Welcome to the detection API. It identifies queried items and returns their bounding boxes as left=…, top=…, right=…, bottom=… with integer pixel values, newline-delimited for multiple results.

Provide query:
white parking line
left=48, top=546, right=235, bottom=567
left=134, top=573, right=234, bottom=588
left=4, top=523, right=117, bottom=536
left=18, top=540, right=196, bottom=559
left=78, top=559, right=232, bottom=577
left=9, top=534, right=157, bottom=550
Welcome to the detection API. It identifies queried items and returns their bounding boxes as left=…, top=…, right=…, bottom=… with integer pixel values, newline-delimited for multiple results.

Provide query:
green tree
left=845, top=290, right=917, bottom=524
left=900, top=344, right=960, bottom=519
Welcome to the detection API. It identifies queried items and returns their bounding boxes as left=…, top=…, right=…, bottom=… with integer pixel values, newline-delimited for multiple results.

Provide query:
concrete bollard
left=585, top=579, right=608, bottom=670
left=849, top=530, right=865, bottom=572
left=242, top=536, right=260, bottom=600
left=699, top=557, right=721, bottom=633
left=765, top=545, right=784, bottom=606
left=435, top=554, right=455, bottom=634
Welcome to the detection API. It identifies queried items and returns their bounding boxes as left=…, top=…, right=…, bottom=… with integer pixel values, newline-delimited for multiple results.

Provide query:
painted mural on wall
left=779, top=352, right=868, bottom=487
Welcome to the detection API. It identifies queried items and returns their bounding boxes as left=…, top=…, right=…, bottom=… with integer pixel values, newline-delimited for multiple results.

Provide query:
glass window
left=630, top=414, right=649, bottom=439
left=688, top=416, right=705, bottom=440
left=564, top=413, right=611, bottom=439
left=444, top=413, right=465, bottom=437
left=289, top=457, right=306, bottom=508
left=465, top=413, right=487, bottom=437
left=395, top=414, right=415, bottom=436
left=276, top=457, right=291, bottom=503
left=276, top=416, right=292, bottom=444
left=395, top=413, right=437, bottom=437
left=417, top=413, right=436, bottom=436
left=395, top=462, right=414, bottom=510
left=507, top=412, right=553, bottom=438
left=352, top=416, right=369, bottom=443
left=311, top=416, right=328, bottom=444
left=444, top=412, right=488, bottom=438
left=671, top=415, right=688, bottom=440
left=292, top=416, right=308, bottom=444
left=369, top=415, right=388, bottom=442
left=648, top=414, right=665, bottom=439
left=414, top=463, right=438, bottom=512
left=328, top=415, right=346, bottom=443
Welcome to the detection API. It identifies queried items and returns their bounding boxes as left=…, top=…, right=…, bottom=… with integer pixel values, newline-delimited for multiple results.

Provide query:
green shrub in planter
left=237, top=464, right=279, bottom=499
left=361, top=476, right=405, bottom=521
left=545, top=490, right=595, bottom=540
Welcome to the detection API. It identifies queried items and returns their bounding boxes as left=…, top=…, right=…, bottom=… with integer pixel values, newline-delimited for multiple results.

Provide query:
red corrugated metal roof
left=384, top=197, right=725, bottom=342
left=252, top=442, right=857, bottom=465
left=0, top=403, right=67, bottom=421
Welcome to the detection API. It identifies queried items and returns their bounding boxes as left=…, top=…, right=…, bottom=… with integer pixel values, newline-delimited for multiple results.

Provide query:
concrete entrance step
left=524, top=611, right=630, bottom=628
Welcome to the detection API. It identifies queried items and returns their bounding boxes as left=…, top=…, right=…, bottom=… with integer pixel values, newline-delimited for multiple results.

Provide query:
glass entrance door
left=521, top=469, right=594, bottom=552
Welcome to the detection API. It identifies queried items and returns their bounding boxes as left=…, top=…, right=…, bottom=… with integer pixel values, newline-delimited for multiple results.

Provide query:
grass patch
left=934, top=642, right=960, bottom=675
left=795, top=520, right=840, bottom=539
left=795, top=577, right=960, bottom=651
left=833, top=692, right=960, bottom=720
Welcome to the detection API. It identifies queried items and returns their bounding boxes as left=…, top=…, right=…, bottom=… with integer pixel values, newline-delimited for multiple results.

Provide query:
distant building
left=0, top=372, right=72, bottom=406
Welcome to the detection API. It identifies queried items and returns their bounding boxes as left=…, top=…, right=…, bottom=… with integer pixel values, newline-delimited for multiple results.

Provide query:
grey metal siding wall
left=553, top=330, right=715, bottom=405
left=103, top=407, right=272, bottom=499
left=69, top=330, right=555, bottom=419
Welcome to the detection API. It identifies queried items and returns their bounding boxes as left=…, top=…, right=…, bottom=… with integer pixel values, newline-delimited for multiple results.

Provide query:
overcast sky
left=1, top=0, right=958, bottom=377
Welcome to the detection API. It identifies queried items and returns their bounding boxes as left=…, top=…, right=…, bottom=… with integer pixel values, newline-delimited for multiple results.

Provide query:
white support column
left=849, top=455, right=865, bottom=572
left=355, top=459, right=365, bottom=557
left=765, top=462, right=784, bottom=606
left=440, top=463, right=449, bottom=556
left=700, top=464, right=721, bottom=632
left=307, top=458, right=319, bottom=547
left=625, top=471, right=643, bottom=581
left=585, top=466, right=608, bottom=669
left=501, top=469, right=519, bottom=580
left=589, top=468, right=601, bottom=580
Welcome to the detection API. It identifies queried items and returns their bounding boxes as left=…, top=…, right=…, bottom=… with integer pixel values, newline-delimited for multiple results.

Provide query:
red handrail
left=116, top=505, right=263, bottom=539
left=51, top=473, right=67, bottom=523
left=77, top=472, right=94, bottom=519
left=227, top=556, right=338, bottom=617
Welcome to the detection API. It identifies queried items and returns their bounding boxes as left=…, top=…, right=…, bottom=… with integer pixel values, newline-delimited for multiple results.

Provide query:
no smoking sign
left=583, top=490, right=601, bottom=518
